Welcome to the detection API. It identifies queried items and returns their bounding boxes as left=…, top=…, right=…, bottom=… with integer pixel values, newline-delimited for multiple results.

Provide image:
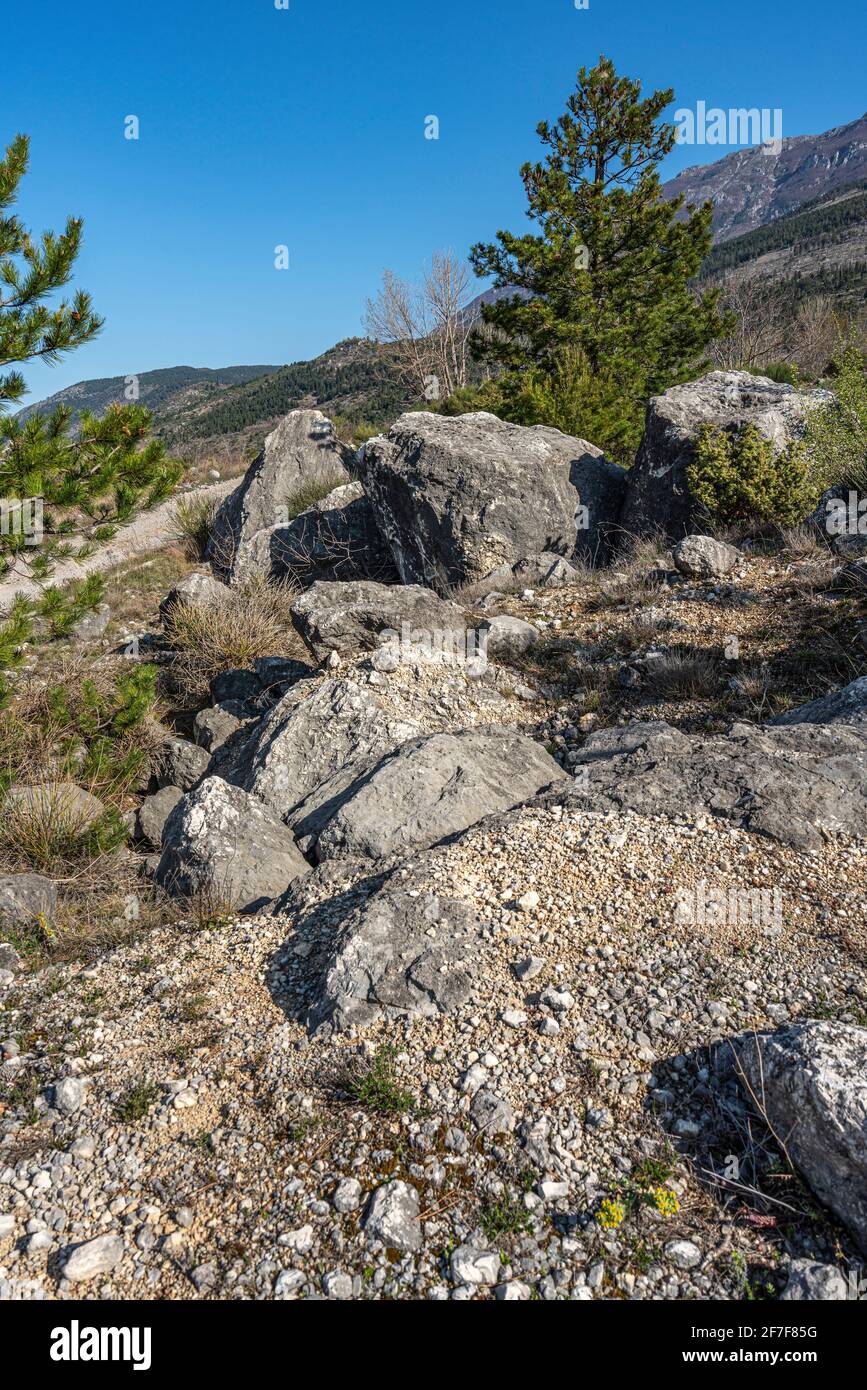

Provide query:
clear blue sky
left=5, top=0, right=865, bottom=404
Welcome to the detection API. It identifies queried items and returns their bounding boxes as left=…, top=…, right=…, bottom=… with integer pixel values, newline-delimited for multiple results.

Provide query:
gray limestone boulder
left=730, top=1021, right=867, bottom=1254
left=136, top=786, right=183, bottom=850
left=207, top=410, right=353, bottom=577
left=546, top=718, right=867, bottom=851
left=306, top=886, right=483, bottom=1035
left=159, top=571, right=226, bottom=627
left=620, top=371, right=832, bottom=541
left=156, top=776, right=309, bottom=912
left=234, top=675, right=420, bottom=822
left=308, top=729, right=566, bottom=862
left=0, top=873, right=57, bottom=929
left=156, top=737, right=211, bottom=793
left=229, top=481, right=394, bottom=588
left=771, top=676, right=867, bottom=728
left=290, top=579, right=469, bottom=662
left=359, top=411, right=625, bottom=585
left=673, top=534, right=741, bottom=579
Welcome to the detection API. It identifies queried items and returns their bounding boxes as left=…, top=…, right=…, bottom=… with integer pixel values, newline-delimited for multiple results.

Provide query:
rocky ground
left=0, top=800, right=864, bottom=1301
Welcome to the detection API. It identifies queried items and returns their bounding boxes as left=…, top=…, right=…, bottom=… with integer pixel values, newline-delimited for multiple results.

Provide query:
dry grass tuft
left=645, top=646, right=722, bottom=699
left=172, top=495, right=221, bottom=560
left=163, top=575, right=300, bottom=705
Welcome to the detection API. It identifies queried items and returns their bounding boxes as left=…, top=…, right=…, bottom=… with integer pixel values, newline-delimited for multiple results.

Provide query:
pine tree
left=0, top=134, right=181, bottom=702
left=469, top=56, right=733, bottom=462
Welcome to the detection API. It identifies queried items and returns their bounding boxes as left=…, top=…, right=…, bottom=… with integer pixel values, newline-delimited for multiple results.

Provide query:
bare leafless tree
left=364, top=249, right=474, bottom=402
left=788, top=295, right=844, bottom=379
left=709, top=274, right=790, bottom=370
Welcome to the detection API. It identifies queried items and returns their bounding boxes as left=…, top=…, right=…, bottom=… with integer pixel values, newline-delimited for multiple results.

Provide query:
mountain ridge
left=662, top=111, right=867, bottom=242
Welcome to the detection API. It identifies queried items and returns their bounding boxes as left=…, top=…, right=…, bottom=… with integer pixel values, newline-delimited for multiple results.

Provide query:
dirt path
left=0, top=478, right=235, bottom=614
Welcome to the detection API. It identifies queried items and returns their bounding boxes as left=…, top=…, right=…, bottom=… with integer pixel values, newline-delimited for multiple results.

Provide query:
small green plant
left=597, top=1197, right=627, bottom=1229
left=178, top=993, right=209, bottom=1023
left=480, top=1189, right=533, bottom=1241
left=116, top=1079, right=159, bottom=1122
left=596, top=1148, right=681, bottom=1231
left=731, top=1249, right=777, bottom=1301
left=340, top=1045, right=415, bottom=1117
left=689, top=422, right=821, bottom=528
left=2, top=1067, right=41, bottom=1125
left=750, top=360, right=799, bottom=386
left=0, top=657, right=160, bottom=805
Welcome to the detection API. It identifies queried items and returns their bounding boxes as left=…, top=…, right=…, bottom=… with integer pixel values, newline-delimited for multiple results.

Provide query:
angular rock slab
left=290, top=579, right=469, bottom=661
left=512, top=551, right=582, bottom=588
left=550, top=719, right=867, bottom=851
left=730, top=1021, right=867, bottom=1254
left=61, top=1233, right=125, bottom=1283
left=156, top=776, right=309, bottom=912
left=362, top=1180, right=422, bottom=1253
left=620, top=371, right=832, bottom=541
left=359, top=410, right=624, bottom=585
left=136, top=785, right=183, bottom=850
left=208, top=410, right=353, bottom=577
left=306, top=887, right=483, bottom=1035
left=310, top=729, right=566, bottom=862
left=236, top=674, right=420, bottom=821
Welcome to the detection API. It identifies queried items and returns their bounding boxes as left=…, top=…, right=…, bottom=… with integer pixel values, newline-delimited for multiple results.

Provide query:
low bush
left=282, top=474, right=350, bottom=521
left=689, top=422, right=820, bottom=528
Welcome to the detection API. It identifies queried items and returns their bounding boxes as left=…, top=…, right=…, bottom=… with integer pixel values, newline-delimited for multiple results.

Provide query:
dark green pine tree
left=0, top=134, right=181, bottom=700
left=469, top=56, right=733, bottom=462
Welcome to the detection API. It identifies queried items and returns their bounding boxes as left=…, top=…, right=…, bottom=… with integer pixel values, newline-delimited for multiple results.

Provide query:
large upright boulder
left=229, top=481, right=395, bottom=588
left=730, top=1022, right=867, bottom=1253
left=207, top=410, right=353, bottom=578
left=359, top=411, right=625, bottom=586
left=620, top=371, right=832, bottom=541
left=290, top=579, right=469, bottom=661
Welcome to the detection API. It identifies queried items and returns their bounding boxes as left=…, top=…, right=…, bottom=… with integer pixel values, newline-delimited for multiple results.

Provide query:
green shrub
left=164, top=575, right=297, bottom=705
left=440, top=349, right=639, bottom=467
left=0, top=786, right=125, bottom=871
left=283, top=473, right=350, bottom=521
left=689, top=422, right=820, bottom=528
left=804, top=341, right=867, bottom=492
